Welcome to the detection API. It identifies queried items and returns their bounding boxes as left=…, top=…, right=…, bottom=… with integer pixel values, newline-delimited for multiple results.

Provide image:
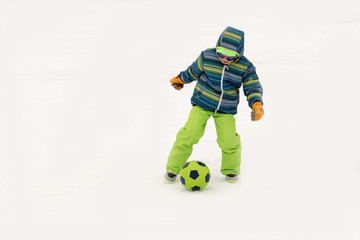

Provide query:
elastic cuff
left=178, top=73, right=189, bottom=84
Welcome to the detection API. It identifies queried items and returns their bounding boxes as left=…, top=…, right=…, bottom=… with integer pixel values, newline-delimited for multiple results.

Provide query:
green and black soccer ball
left=180, top=161, right=211, bottom=191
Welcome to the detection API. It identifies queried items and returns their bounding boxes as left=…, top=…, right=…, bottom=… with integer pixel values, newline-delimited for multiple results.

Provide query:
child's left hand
left=251, top=102, right=264, bottom=121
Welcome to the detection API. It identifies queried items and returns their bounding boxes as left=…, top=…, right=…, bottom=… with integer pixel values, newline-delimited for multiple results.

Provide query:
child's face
left=221, top=55, right=235, bottom=65
left=217, top=53, right=238, bottom=65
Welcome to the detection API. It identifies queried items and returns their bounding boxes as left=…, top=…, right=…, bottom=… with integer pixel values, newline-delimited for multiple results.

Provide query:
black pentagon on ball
left=182, top=162, right=190, bottom=169
left=205, top=173, right=210, bottom=183
left=197, top=161, right=206, bottom=167
left=180, top=176, right=186, bottom=185
left=191, top=186, right=201, bottom=191
left=189, top=170, right=199, bottom=180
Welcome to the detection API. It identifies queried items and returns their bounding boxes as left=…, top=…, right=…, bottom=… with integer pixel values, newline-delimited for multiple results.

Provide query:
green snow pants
left=166, top=106, right=241, bottom=175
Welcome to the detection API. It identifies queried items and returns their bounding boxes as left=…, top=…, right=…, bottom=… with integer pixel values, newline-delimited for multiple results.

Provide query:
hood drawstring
left=215, top=65, right=229, bottom=113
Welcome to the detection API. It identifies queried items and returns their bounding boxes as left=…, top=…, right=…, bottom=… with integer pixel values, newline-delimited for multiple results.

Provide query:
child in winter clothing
left=165, top=26, right=264, bottom=183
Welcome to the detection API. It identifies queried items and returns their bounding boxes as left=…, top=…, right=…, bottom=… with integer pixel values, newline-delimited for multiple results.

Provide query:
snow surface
left=1, top=0, right=360, bottom=239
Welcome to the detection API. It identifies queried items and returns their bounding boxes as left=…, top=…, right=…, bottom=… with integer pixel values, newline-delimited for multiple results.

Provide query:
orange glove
left=251, top=102, right=264, bottom=121
left=170, top=75, right=185, bottom=90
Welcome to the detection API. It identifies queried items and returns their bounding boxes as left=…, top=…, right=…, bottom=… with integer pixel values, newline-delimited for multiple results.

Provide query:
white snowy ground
left=1, top=0, right=360, bottom=239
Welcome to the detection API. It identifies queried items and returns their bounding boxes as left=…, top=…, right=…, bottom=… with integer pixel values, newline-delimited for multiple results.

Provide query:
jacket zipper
left=215, top=65, right=228, bottom=112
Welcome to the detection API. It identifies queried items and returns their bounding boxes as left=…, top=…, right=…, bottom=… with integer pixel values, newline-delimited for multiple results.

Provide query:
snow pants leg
left=166, top=106, right=241, bottom=175
left=166, top=106, right=211, bottom=175
left=213, top=112, right=241, bottom=175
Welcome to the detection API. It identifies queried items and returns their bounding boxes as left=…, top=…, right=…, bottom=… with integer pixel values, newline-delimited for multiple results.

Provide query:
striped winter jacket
left=179, top=26, right=263, bottom=115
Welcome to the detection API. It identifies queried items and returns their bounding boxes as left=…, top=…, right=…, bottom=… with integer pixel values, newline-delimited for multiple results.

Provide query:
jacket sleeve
left=179, top=51, right=205, bottom=84
left=242, top=63, right=263, bottom=108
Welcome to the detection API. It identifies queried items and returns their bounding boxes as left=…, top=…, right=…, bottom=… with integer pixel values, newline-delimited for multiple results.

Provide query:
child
left=164, top=26, right=264, bottom=183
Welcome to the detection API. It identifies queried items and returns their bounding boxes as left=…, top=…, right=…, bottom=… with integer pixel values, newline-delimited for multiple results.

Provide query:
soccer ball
left=180, top=161, right=211, bottom=191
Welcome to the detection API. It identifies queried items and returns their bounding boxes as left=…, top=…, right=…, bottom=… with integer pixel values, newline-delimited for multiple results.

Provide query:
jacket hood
left=216, top=26, right=245, bottom=57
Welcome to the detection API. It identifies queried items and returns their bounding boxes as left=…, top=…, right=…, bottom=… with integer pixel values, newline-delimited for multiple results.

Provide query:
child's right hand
left=170, top=75, right=185, bottom=90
